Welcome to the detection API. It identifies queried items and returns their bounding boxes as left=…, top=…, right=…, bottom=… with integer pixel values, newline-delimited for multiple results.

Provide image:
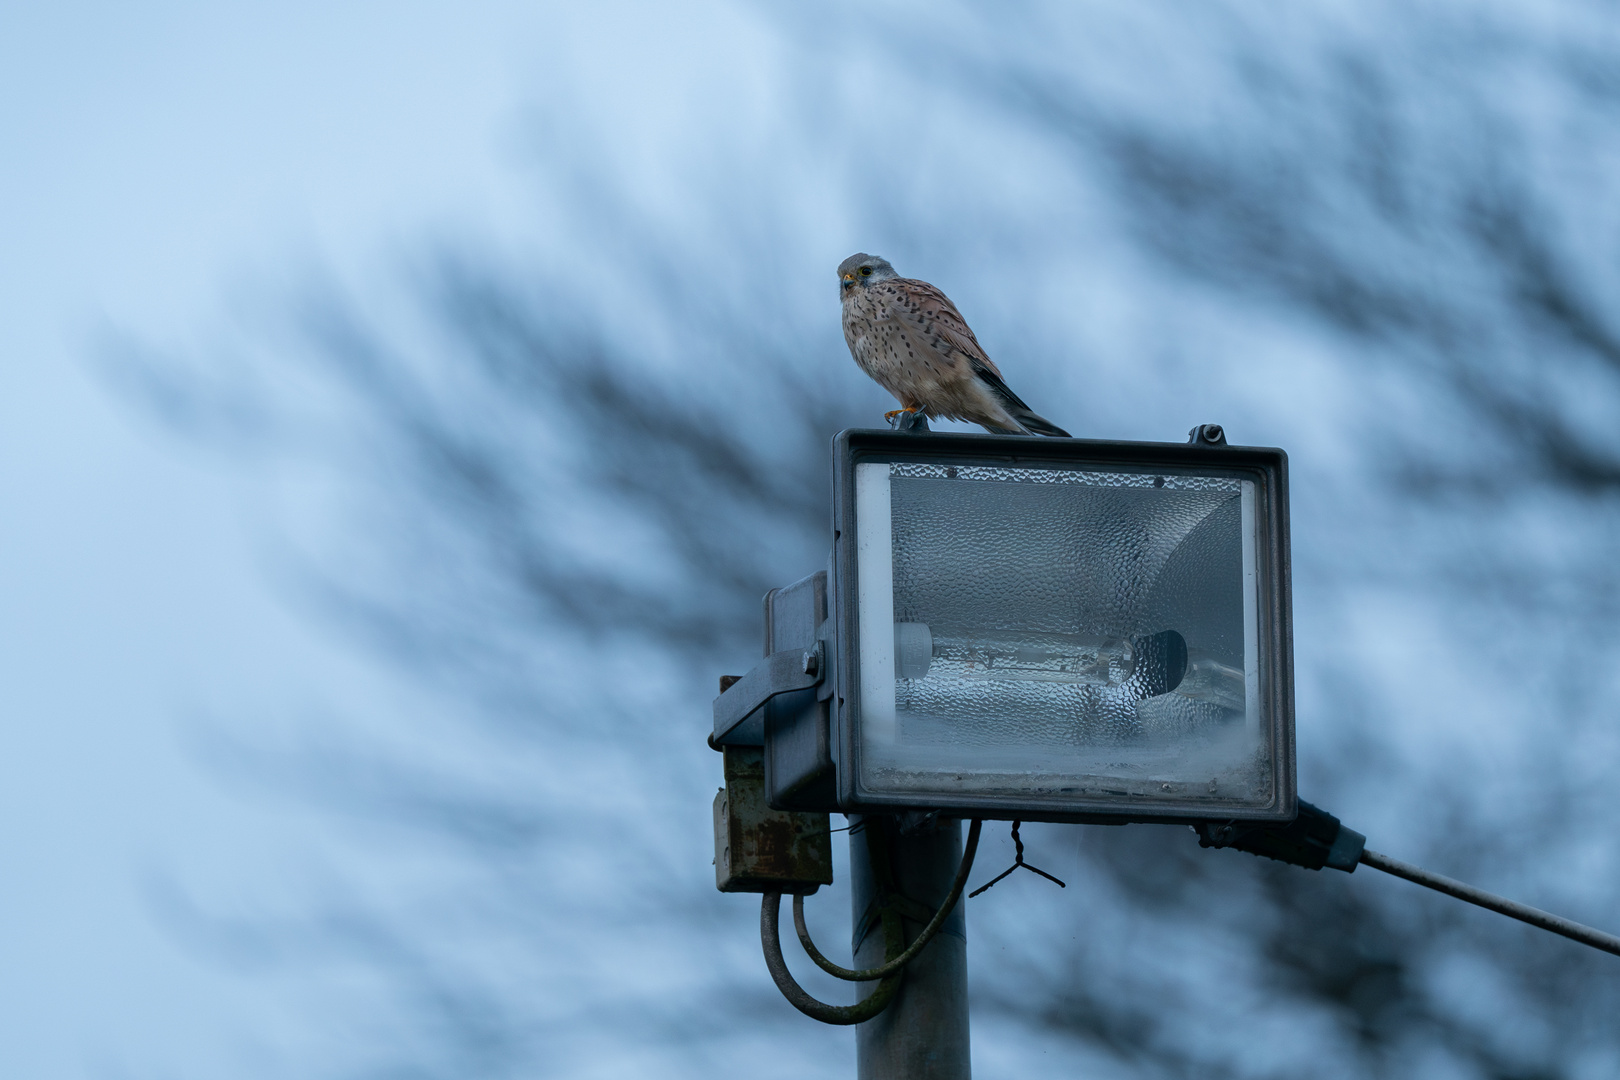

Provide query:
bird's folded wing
left=965, top=356, right=1039, bottom=414
left=888, top=278, right=1006, bottom=381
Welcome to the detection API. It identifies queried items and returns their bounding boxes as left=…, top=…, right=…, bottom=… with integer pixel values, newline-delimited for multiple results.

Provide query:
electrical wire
left=1360, top=848, right=1620, bottom=958
left=791, top=819, right=983, bottom=982
left=759, top=818, right=983, bottom=1024
left=761, top=892, right=904, bottom=1025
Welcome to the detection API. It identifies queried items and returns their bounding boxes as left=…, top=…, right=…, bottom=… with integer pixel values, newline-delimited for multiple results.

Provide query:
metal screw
left=1202, top=424, right=1223, bottom=442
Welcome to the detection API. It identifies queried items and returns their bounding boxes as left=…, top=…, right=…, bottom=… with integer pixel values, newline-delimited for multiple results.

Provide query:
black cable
left=791, top=819, right=983, bottom=982
left=1360, top=848, right=1620, bottom=958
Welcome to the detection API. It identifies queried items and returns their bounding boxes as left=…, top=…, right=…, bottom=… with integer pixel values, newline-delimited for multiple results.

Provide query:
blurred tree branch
left=109, top=1, right=1620, bottom=1077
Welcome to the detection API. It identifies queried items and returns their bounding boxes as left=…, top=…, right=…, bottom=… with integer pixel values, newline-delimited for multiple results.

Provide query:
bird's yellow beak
left=841, top=274, right=854, bottom=282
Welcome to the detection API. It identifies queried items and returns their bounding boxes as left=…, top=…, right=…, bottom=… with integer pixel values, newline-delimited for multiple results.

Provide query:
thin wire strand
left=968, top=820, right=1066, bottom=897
left=792, top=819, right=984, bottom=983
left=1360, top=848, right=1620, bottom=958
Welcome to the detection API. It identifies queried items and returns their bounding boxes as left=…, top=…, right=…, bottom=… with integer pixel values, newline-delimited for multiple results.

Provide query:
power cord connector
left=1198, top=800, right=1620, bottom=958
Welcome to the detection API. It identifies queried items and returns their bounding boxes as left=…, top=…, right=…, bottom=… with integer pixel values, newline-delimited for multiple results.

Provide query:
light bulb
left=893, top=623, right=1142, bottom=687
left=891, top=623, right=1237, bottom=706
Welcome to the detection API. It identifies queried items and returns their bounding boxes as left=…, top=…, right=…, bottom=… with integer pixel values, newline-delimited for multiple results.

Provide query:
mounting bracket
left=711, top=642, right=826, bottom=747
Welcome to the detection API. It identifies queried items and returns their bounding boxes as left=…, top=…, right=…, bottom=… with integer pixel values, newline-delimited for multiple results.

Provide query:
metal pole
left=850, top=815, right=970, bottom=1078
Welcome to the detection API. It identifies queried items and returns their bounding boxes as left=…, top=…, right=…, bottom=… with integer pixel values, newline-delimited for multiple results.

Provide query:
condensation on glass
left=855, top=460, right=1268, bottom=811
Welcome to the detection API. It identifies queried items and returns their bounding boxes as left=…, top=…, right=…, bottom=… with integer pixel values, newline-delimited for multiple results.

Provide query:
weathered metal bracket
left=711, top=642, right=825, bottom=747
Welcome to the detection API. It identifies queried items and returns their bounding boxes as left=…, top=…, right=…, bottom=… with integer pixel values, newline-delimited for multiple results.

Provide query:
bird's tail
left=1009, top=406, right=1070, bottom=438
left=974, top=362, right=1071, bottom=437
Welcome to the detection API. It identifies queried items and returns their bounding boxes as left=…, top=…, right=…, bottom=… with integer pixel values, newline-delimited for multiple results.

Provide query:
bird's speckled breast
left=842, top=282, right=958, bottom=412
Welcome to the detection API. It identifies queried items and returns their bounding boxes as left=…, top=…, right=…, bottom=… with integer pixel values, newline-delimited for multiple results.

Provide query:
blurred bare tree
left=112, top=1, right=1620, bottom=1077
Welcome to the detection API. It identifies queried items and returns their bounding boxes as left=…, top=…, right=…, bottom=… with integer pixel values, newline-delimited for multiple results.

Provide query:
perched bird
left=838, top=253, right=1069, bottom=437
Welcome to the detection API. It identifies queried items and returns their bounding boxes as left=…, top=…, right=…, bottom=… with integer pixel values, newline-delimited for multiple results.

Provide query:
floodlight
left=714, top=426, right=1294, bottom=825
left=713, top=424, right=1620, bottom=1044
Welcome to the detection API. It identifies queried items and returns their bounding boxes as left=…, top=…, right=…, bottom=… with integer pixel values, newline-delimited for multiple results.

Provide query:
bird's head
left=838, top=253, right=897, bottom=299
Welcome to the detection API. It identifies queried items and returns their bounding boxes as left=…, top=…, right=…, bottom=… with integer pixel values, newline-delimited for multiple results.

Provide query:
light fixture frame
left=826, top=428, right=1296, bottom=825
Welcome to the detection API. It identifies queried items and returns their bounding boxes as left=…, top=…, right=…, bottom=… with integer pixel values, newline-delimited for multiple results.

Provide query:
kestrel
left=839, top=253, right=1070, bottom=437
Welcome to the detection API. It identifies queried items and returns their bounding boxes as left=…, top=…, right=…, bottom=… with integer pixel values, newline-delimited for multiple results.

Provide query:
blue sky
left=0, top=4, right=565, bottom=1075
left=1, top=5, right=835, bottom=1073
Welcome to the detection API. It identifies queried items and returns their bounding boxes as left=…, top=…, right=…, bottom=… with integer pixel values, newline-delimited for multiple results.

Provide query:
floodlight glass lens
left=855, top=460, right=1271, bottom=811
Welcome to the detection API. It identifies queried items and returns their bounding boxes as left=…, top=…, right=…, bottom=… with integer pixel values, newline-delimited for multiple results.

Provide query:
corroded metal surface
left=713, top=746, right=832, bottom=894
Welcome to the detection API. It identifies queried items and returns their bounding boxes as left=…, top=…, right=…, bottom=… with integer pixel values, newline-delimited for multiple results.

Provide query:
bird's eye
left=859, top=266, right=873, bottom=277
